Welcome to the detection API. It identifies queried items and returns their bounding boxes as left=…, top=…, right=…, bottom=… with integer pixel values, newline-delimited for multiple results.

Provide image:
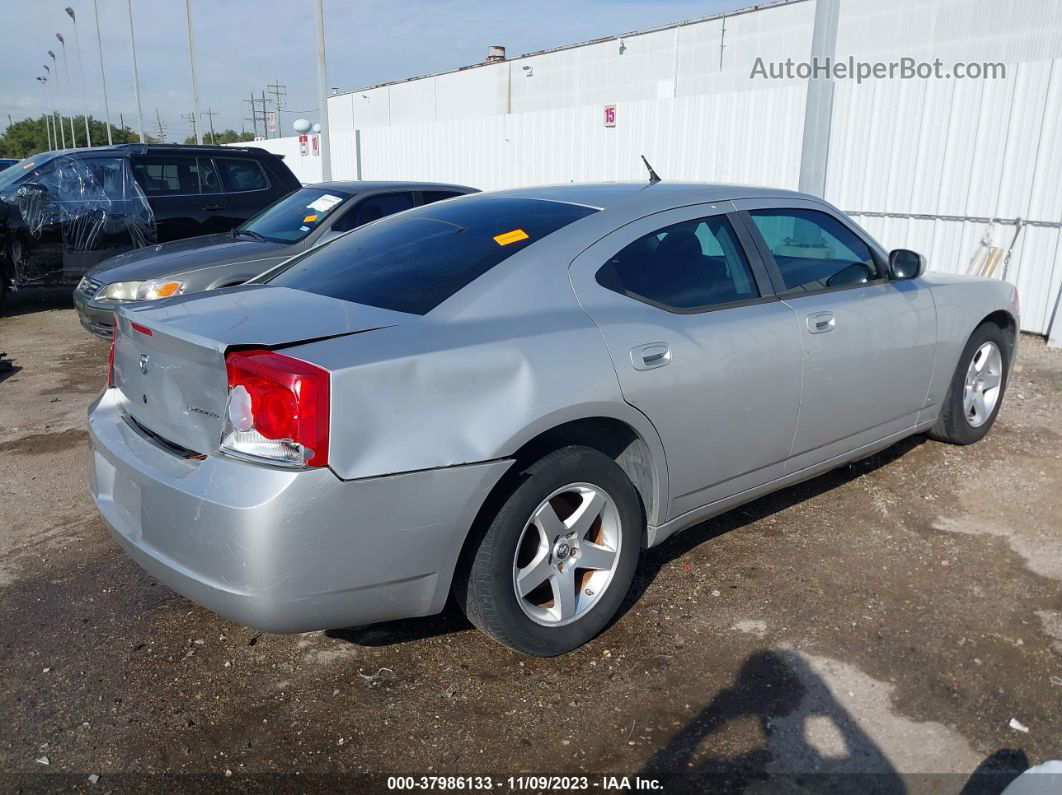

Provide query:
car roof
left=33, top=143, right=283, bottom=159
left=307, top=180, right=478, bottom=193
left=472, top=181, right=811, bottom=210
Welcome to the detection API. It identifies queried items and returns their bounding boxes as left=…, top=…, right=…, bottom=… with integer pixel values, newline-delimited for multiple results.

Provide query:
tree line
left=0, top=115, right=255, bottom=159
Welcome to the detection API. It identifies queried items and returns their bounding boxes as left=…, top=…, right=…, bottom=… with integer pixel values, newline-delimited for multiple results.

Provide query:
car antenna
left=641, top=155, right=661, bottom=184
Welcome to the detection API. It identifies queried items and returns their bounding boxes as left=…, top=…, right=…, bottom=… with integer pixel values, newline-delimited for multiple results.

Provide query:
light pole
left=65, top=7, right=93, bottom=147
left=43, top=63, right=64, bottom=150
left=47, top=50, right=68, bottom=149
left=91, top=0, right=113, bottom=144
left=35, top=77, right=54, bottom=150
left=56, top=33, right=77, bottom=147
left=314, top=0, right=332, bottom=180
left=185, top=0, right=202, bottom=145
left=126, top=0, right=146, bottom=144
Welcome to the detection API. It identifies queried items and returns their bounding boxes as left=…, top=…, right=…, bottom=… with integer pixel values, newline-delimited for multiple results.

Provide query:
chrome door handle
left=807, top=311, right=835, bottom=334
left=631, top=342, right=671, bottom=370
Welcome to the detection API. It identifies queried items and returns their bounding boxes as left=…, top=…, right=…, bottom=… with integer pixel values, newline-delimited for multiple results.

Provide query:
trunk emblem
left=139, top=353, right=149, bottom=375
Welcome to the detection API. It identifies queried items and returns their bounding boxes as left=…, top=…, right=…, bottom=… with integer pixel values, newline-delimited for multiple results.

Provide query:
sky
left=1, top=0, right=752, bottom=141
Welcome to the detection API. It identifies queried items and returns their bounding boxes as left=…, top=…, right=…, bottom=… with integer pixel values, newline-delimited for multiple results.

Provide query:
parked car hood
left=119, top=284, right=408, bottom=349
left=88, top=234, right=288, bottom=282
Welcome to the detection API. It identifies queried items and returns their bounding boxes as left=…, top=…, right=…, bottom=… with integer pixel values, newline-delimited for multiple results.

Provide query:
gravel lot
left=1, top=290, right=1060, bottom=792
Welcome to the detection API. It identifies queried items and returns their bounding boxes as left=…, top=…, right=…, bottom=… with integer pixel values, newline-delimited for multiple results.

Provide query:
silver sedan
left=88, top=182, right=1018, bottom=656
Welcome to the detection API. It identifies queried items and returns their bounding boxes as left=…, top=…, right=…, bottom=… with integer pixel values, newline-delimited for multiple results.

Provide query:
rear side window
left=597, top=215, right=759, bottom=311
left=332, top=191, right=415, bottom=232
left=215, top=158, right=270, bottom=192
left=748, top=208, right=880, bottom=294
left=268, top=197, right=597, bottom=315
left=421, top=190, right=465, bottom=204
left=132, top=156, right=202, bottom=195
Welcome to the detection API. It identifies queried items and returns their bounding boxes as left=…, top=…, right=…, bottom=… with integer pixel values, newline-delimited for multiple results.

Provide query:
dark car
left=73, top=180, right=477, bottom=338
left=0, top=159, right=18, bottom=172
left=0, top=144, right=299, bottom=309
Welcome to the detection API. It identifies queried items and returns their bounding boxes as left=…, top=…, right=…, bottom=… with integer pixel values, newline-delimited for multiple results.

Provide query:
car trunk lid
left=112, top=285, right=405, bottom=454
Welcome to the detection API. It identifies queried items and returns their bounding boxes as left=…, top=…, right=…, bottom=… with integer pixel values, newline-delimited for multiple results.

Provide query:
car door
left=734, top=199, right=937, bottom=472
left=131, top=154, right=225, bottom=242
left=569, top=203, right=803, bottom=521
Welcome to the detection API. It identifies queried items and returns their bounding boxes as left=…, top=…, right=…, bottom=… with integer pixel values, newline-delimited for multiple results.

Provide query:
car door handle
left=807, top=311, right=835, bottom=334
left=202, top=204, right=223, bottom=211
left=631, top=342, right=671, bottom=370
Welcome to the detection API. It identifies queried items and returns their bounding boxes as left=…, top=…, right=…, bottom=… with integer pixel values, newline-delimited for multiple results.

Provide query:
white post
left=67, top=8, right=93, bottom=147
left=314, top=0, right=332, bottom=181
left=93, top=0, right=113, bottom=145
left=57, top=36, right=78, bottom=147
left=185, top=0, right=202, bottom=145
left=127, top=0, right=147, bottom=144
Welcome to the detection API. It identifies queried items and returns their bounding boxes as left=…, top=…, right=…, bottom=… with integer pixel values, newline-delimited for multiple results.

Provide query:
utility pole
left=93, top=0, right=113, bottom=145
left=314, top=0, right=332, bottom=179
left=127, top=0, right=147, bottom=145
left=261, top=90, right=271, bottom=138
left=154, top=108, right=166, bottom=143
left=266, top=78, right=287, bottom=139
left=184, top=0, right=202, bottom=144
left=244, top=92, right=260, bottom=138
left=201, top=108, right=218, bottom=144
left=181, top=112, right=198, bottom=144
left=36, top=77, right=54, bottom=150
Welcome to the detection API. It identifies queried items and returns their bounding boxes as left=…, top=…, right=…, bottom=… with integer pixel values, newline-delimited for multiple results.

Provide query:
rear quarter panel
left=919, top=271, right=1019, bottom=423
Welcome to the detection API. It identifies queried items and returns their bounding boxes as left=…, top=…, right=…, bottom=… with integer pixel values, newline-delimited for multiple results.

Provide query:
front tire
left=930, top=321, right=1011, bottom=445
left=456, top=446, right=643, bottom=656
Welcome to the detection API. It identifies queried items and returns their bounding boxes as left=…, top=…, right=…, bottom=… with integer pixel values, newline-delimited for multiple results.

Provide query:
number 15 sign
left=603, top=104, right=617, bottom=127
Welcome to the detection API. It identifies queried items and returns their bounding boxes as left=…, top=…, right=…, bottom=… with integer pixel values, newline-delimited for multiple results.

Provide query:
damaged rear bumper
left=87, top=389, right=511, bottom=633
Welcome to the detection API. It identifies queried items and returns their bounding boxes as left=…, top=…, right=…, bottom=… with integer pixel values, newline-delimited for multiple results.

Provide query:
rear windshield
left=265, top=196, right=598, bottom=315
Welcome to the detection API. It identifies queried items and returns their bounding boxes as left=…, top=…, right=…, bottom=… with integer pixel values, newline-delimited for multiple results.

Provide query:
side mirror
left=889, top=248, right=925, bottom=280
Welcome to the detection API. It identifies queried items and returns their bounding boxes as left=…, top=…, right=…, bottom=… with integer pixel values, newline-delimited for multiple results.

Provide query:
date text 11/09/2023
left=386, top=775, right=664, bottom=791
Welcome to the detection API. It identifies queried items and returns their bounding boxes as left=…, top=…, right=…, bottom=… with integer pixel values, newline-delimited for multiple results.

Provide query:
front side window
left=748, top=208, right=880, bottom=294
left=596, top=214, right=759, bottom=311
left=238, top=187, right=352, bottom=244
left=267, top=196, right=597, bottom=315
left=215, top=158, right=269, bottom=192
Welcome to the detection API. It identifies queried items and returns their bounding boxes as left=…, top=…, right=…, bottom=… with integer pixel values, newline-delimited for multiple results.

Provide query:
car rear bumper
left=87, top=389, right=511, bottom=633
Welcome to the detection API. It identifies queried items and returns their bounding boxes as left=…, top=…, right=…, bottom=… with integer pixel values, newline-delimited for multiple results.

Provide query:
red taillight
left=221, top=350, right=330, bottom=468
left=107, top=325, right=117, bottom=388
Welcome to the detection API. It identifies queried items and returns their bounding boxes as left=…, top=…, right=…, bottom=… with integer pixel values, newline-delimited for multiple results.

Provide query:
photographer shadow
left=640, top=648, right=905, bottom=794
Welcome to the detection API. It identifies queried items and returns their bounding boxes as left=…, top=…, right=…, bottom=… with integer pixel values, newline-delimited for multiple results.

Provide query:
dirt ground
left=1, top=290, right=1060, bottom=793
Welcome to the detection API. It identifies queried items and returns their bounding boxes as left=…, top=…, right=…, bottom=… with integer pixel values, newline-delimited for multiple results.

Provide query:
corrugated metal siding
left=306, top=0, right=1062, bottom=335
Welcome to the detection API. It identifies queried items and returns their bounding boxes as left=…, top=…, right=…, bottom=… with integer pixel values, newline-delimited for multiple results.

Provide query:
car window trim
left=584, top=203, right=781, bottom=316
left=733, top=200, right=893, bottom=298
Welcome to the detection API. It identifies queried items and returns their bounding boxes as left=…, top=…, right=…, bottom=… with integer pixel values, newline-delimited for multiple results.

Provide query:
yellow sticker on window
left=303, top=214, right=318, bottom=223
left=493, top=228, right=529, bottom=246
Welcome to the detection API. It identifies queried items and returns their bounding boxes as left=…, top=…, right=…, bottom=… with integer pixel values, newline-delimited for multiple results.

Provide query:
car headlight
left=96, top=281, right=143, bottom=301
left=137, top=279, right=186, bottom=300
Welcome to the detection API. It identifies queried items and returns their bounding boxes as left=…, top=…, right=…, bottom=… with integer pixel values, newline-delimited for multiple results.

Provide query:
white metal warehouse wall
left=247, top=0, right=1062, bottom=336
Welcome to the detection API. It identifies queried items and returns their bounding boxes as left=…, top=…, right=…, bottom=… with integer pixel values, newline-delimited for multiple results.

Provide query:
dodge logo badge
left=139, top=353, right=149, bottom=375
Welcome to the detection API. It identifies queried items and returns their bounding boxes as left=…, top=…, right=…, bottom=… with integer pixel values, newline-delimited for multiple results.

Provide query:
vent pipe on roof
left=486, top=45, right=506, bottom=63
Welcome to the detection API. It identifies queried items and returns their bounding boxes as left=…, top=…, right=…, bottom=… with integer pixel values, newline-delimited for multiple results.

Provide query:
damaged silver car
left=88, top=183, right=1019, bottom=656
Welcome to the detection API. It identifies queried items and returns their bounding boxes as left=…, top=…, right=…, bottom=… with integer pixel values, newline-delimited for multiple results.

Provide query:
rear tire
left=455, top=445, right=643, bottom=656
left=929, top=321, right=1011, bottom=445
